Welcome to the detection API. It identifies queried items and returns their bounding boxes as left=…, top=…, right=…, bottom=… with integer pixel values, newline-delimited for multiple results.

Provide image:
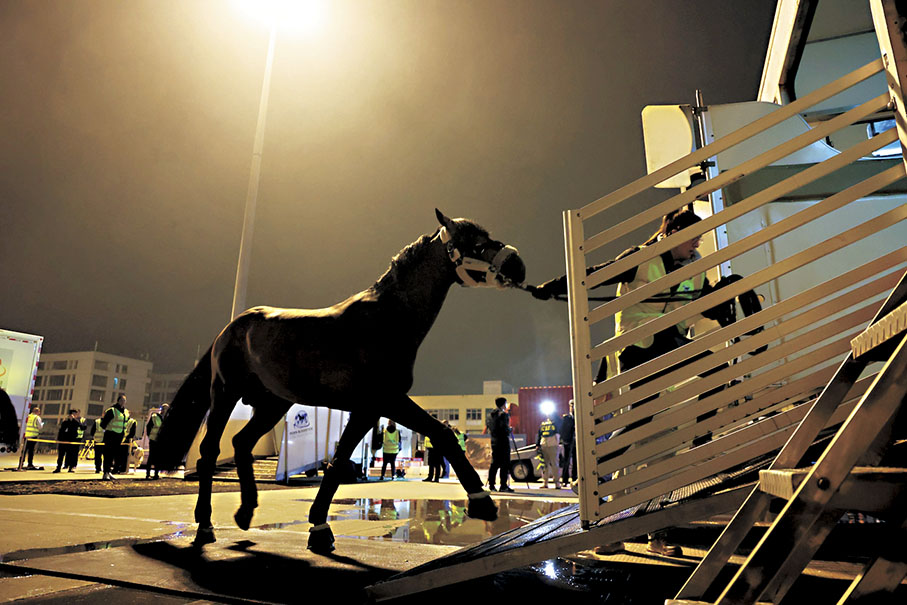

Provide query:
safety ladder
left=670, top=268, right=907, bottom=604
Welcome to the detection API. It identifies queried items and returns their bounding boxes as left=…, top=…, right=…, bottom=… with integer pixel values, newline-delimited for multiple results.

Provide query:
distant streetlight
left=540, top=400, right=555, bottom=417
left=230, top=0, right=328, bottom=320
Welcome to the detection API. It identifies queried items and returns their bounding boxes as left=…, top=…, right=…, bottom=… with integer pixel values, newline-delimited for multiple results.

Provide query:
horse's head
left=435, top=209, right=526, bottom=289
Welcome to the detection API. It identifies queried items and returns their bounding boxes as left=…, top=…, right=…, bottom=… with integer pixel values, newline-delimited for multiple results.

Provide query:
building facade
left=32, top=351, right=153, bottom=438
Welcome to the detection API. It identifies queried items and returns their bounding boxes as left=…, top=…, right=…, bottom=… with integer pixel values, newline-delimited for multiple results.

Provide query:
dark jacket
left=57, top=417, right=84, bottom=443
left=559, top=413, right=575, bottom=443
left=486, top=407, right=511, bottom=444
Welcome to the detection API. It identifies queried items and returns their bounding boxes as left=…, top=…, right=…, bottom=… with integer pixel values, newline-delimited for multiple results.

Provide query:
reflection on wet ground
left=326, top=497, right=572, bottom=546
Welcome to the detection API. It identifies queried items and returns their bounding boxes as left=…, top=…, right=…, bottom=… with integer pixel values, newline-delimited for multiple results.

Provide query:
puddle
left=321, top=498, right=573, bottom=546
left=0, top=529, right=191, bottom=563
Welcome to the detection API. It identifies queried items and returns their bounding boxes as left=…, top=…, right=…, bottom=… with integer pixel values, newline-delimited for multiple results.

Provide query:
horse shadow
left=132, top=538, right=394, bottom=604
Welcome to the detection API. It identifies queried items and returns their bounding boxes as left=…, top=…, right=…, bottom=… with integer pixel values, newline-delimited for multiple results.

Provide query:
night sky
left=2, top=1, right=775, bottom=394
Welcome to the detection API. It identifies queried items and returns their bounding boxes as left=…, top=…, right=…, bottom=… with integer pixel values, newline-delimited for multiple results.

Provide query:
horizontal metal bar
left=591, top=253, right=906, bottom=400
left=583, top=95, right=891, bottom=260
left=595, top=326, right=866, bottom=460
left=577, top=58, right=884, bottom=221
left=594, top=277, right=892, bottom=417
left=592, top=201, right=907, bottom=359
left=586, top=128, right=897, bottom=290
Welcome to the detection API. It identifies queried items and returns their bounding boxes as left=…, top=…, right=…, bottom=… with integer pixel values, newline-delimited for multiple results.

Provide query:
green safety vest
left=383, top=428, right=400, bottom=455
left=105, top=407, right=129, bottom=434
left=539, top=418, right=557, bottom=438
left=615, top=250, right=705, bottom=350
left=148, top=414, right=163, bottom=441
left=76, top=418, right=85, bottom=440
left=94, top=418, right=102, bottom=439
left=25, top=413, right=41, bottom=438
left=457, top=432, right=466, bottom=451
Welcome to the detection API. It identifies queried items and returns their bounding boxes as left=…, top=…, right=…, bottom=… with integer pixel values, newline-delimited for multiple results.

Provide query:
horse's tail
left=153, top=346, right=214, bottom=470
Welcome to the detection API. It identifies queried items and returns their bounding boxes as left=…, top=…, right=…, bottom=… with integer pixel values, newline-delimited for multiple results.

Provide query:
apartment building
left=32, top=351, right=153, bottom=437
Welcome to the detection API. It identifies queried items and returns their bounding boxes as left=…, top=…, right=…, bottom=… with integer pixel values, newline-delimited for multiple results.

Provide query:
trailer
left=0, top=329, right=43, bottom=452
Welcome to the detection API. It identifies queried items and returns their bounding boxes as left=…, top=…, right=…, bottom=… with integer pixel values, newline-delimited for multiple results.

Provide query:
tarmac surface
left=0, top=453, right=590, bottom=604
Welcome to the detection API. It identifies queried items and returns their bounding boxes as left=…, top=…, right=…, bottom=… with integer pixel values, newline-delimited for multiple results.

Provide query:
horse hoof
left=193, top=526, right=216, bottom=545
left=307, top=526, right=335, bottom=553
left=234, top=506, right=255, bottom=531
left=467, top=494, right=498, bottom=521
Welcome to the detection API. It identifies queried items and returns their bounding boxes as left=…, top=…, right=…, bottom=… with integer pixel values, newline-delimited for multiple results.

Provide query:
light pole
left=231, top=24, right=277, bottom=321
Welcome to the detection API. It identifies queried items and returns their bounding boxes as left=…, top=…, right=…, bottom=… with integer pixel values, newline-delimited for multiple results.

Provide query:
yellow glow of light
left=234, top=0, right=328, bottom=34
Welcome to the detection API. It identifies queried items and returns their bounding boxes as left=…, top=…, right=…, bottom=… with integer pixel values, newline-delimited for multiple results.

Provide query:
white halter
left=439, top=226, right=520, bottom=289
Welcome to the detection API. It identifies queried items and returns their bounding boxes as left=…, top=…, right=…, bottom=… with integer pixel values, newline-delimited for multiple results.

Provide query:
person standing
left=88, top=417, right=103, bottom=474
left=486, top=397, right=514, bottom=493
left=53, top=409, right=84, bottom=473
left=145, top=403, right=169, bottom=479
left=116, top=413, right=138, bottom=474
left=380, top=420, right=400, bottom=480
left=560, top=400, right=577, bottom=485
left=23, top=406, right=43, bottom=470
left=536, top=414, right=561, bottom=489
left=100, top=395, right=129, bottom=481
left=423, top=434, right=442, bottom=482
left=370, top=422, right=384, bottom=468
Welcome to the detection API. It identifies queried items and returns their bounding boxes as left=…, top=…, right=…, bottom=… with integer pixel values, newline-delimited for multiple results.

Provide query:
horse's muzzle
left=499, top=253, right=526, bottom=288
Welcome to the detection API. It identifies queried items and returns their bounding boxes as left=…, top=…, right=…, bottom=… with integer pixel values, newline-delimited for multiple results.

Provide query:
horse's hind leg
left=387, top=395, right=497, bottom=521
left=193, top=380, right=235, bottom=545
left=231, top=398, right=290, bottom=530
left=307, top=411, right=377, bottom=554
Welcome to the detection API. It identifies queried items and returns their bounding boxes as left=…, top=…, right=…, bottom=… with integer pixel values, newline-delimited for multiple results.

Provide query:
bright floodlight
left=234, top=0, right=328, bottom=34
left=540, top=400, right=555, bottom=417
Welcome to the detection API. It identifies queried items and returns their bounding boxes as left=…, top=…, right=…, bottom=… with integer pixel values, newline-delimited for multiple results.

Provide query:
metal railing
left=566, top=55, right=907, bottom=527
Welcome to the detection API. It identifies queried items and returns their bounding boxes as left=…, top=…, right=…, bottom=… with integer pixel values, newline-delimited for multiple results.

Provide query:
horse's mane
left=373, top=230, right=438, bottom=294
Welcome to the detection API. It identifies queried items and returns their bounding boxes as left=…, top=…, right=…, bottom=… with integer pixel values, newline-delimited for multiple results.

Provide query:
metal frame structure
left=566, top=0, right=907, bottom=529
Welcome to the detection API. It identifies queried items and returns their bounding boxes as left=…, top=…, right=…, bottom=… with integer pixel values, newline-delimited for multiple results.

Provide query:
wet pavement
left=1, top=453, right=598, bottom=604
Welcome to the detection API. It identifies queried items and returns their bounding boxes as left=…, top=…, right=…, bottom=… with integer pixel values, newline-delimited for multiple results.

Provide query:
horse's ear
left=435, top=208, right=454, bottom=230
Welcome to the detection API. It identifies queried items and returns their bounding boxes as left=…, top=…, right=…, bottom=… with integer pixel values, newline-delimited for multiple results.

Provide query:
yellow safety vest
left=25, top=413, right=41, bottom=438
left=424, top=436, right=432, bottom=449
left=76, top=418, right=85, bottom=440
left=615, top=250, right=705, bottom=350
left=383, top=429, right=400, bottom=455
left=148, top=414, right=163, bottom=441
left=105, top=407, right=129, bottom=434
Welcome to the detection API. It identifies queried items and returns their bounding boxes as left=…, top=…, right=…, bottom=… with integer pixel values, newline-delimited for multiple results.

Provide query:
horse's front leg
left=231, top=400, right=290, bottom=531
left=307, top=412, right=376, bottom=553
left=387, top=396, right=497, bottom=521
left=193, top=387, right=234, bottom=545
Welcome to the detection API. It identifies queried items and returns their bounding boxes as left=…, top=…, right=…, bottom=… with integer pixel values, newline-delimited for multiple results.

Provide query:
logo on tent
left=293, top=410, right=310, bottom=429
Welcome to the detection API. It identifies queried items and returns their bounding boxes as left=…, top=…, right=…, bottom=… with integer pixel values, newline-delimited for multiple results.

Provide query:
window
left=90, top=389, right=105, bottom=402
left=52, top=360, right=67, bottom=370
left=466, top=408, right=483, bottom=421
left=94, top=360, right=109, bottom=371
left=36, top=361, right=44, bottom=370
left=431, top=408, right=459, bottom=422
left=88, top=404, right=103, bottom=417
left=45, top=389, right=63, bottom=401
left=48, top=375, right=65, bottom=386
left=33, top=390, right=42, bottom=401
left=92, top=375, right=108, bottom=387
left=113, top=377, right=127, bottom=390
left=44, top=403, right=60, bottom=416
left=70, top=360, right=78, bottom=370
left=120, top=364, right=128, bottom=374
left=33, top=376, right=43, bottom=387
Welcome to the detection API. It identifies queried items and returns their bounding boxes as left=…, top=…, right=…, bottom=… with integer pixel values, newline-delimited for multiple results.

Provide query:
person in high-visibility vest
left=53, top=409, right=85, bottom=473
left=423, top=434, right=442, bottom=483
left=535, top=416, right=561, bottom=490
left=145, top=403, right=169, bottom=479
left=116, top=414, right=138, bottom=474
left=23, top=406, right=43, bottom=470
left=100, top=395, right=129, bottom=480
left=380, top=420, right=400, bottom=480
left=532, top=209, right=741, bottom=556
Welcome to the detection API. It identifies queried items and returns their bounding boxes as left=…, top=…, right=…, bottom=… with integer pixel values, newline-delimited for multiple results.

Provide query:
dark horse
left=154, top=209, right=526, bottom=552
